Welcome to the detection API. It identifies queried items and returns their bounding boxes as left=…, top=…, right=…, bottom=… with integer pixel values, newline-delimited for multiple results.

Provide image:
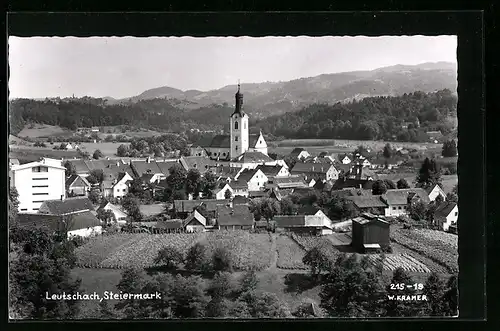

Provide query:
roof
left=232, top=151, right=274, bottom=163
left=335, top=164, right=352, bottom=173
left=274, top=215, right=306, bottom=227
left=228, top=180, right=248, bottom=190
left=249, top=190, right=269, bottom=198
left=66, top=174, right=91, bottom=190
left=210, top=135, right=231, bottom=148
left=425, top=183, right=444, bottom=194
left=12, top=158, right=66, bottom=171
left=381, top=188, right=430, bottom=205
left=347, top=196, right=387, bottom=209
left=17, top=211, right=100, bottom=232
left=174, top=199, right=229, bottom=213
left=193, top=136, right=214, bottom=148
left=236, top=168, right=264, bottom=183
left=297, top=205, right=322, bottom=215
left=130, top=160, right=163, bottom=177
left=217, top=204, right=253, bottom=226
left=183, top=210, right=207, bottom=227
left=67, top=159, right=91, bottom=173
left=213, top=166, right=242, bottom=179
left=435, top=201, right=457, bottom=218
left=313, top=180, right=334, bottom=191
left=291, top=162, right=334, bottom=174
left=179, top=156, right=215, bottom=172
left=255, top=165, right=283, bottom=177
left=39, top=197, right=95, bottom=216
left=97, top=201, right=128, bottom=214
left=290, top=148, right=307, bottom=155
left=139, top=204, right=165, bottom=217
left=249, top=133, right=261, bottom=148
left=352, top=214, right=389, bottom=226
left=157, top=160, right=185, bottom=176
left=333, top=178, right=374, bottom=190
left=232, top=195, right=250, bottom=205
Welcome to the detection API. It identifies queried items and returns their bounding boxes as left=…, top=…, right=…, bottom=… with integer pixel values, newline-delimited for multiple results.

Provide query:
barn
left=351, top=213, right=390, bottom=253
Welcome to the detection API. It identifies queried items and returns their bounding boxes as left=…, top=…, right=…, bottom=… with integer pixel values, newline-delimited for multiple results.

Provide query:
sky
left=8, top=36, right=457, bottom=99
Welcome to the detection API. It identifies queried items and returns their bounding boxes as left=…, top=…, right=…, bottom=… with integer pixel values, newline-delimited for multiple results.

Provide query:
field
left=9, top=147, right=79, bottom=163
left=75, top=233, right=204, bottom=269
left=201, top=231, right=274, bottom=271
left=98, top=126, right=164, bottom=139
left=276, top=235, right=308, bottom=270
left=17, top=124, right=72, bottom=138
left=76, top=142, right=130, bottom=157
left=377, top=172, right=458, bottom=193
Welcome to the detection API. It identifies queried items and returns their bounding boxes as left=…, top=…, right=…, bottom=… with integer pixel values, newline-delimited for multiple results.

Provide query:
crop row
left=391, top=227, right=458, bottom=273
left=290, top=233, right=341, bottom=262
left=368, top=254, right=431, bottom=273
left=412, top=229, right=458, bottom=250
left=276, top=235, right=308, bottom=270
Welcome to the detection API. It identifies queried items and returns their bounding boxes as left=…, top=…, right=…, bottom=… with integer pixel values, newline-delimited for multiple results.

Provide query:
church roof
left=249, top=134, right=261, bottom=148
left=209, top=135, right=231, bottom=148
left=232, top=151, right=274, bottom=163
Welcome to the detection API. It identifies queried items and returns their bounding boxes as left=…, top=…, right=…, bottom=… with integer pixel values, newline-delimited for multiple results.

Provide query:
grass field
left=77, top=142, right=129, bottom=157
left=9, top=147, right=79, bottom=163
left=98, top=126, right=164, bottom=139
left=17, top=124, right=73, bottom=138
left=377, top=172, right=458, bottom=193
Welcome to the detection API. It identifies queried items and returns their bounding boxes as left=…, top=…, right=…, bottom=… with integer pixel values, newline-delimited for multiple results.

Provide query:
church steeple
left=233, top=80, right=244, bottom=116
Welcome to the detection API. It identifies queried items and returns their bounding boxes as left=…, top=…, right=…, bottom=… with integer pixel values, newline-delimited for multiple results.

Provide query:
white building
left=435, top=202, right=458, bottom=232
left=10, top=158, right=66, bottom=213
left=97, top=201, right=128, bottom=224
left=426, top=184, right=447, bottom=202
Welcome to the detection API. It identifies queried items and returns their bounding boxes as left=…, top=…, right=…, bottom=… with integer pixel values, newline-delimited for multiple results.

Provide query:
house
left=289, top=148, right=311, bottom=161
left=426, top=131, right=443, bottom=143
left=352, top=158, right=372, bottom=168
left=213, top=183, right=234, bottom=200
left=274, top=211, right=333, bottom=235
left=101, top=172, right=134, bottom=199
left=343, top=164, right=377, bottom=180
left=66, top=174, right=92, bottom=197
left=380, top=188, right=430, bottom=217
left=351, top=213, right=390, bottom=253
left=183, top=210, right=207, bottom=233
left=268, top=175, right=308, bottom=190
left=332, top=177, right=374, bottom=190
left=346, top=196, right=388, bottom=215
left=190, top=146, right=208, bottom=157
left=156, top=160, right=187, bottom=178
left=290, top=163, right=339, bottom=181
left=38, top=196, right=95, bottom=215
left=248, top=190, right=270, bottom=199
left=370, top=158, right=401, bottom=170
left=434, top=201, right=458, bottom=232
left=173, top=199, right=230, bottom=219
left=216, top=204, right=254, bottom=230
left=426, top=183, right=447, bottom=202
left=91, top=127, right=100, bottom=132
left=255, top=165, right=290, bottom=182
left=339, top=154, right=352, bottom=164
left=11, top=158, right=66, bottom=212
left=313, top=180, right=334, bottom=192
left=235, top=168, right=268, bottom=191
left=179, top=156, right=215, bottom=173
left=230, top=151, right=278, bottom=169
left=212, top=165, right=245, bottom=182
left=97, top=200, right=128, bottom=224
left=17, top=211, right=102, bottom=238
left=228, top=180, right=249, bottom=197
left=268, top=188, right=294, bottom=202
left=130, top=159, right=164, bottom=179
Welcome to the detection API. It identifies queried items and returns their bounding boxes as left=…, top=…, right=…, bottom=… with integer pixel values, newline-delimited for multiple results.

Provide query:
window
left=244, top=122, right=246, bottom=129
left=398, top=206, right=402, bottom=210
left=392, top=206, right=396, bottom=210
left=32, top=166, right=48, bottom=172
left=33, top=193, right=49, bottom=196
left=235, top=146, right=238, bottom=151
left=33, top=200, right=44, bottom=203
left=32, top=177, right=48, bottom=180
left=235, top=136, right=238, bottom=142
left=32, top=185, right=49, bottom=188
left=455, top=212, right=458, bottom=216
left=32, top=208, right=39, bottom=211
left=20, top=208, right=27, bottom=211
left=222, top=153, right=226, bottom=157
left=234, top=121, right=239, bottom=129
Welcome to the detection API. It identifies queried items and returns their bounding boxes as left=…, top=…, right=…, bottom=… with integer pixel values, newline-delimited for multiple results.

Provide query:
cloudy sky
left=8, top=36, right=457, bottom=99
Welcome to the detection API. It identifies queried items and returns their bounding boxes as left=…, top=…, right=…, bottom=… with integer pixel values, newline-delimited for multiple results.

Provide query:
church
left=191, top=84, right=282, bottom=170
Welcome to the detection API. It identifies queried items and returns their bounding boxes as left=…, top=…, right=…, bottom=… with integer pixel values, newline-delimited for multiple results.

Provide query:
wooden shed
left=351, top=213, right=390, bottom=253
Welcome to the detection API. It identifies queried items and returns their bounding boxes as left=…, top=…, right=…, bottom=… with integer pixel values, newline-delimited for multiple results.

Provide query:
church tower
left=230, top=83, right=249, bottom=159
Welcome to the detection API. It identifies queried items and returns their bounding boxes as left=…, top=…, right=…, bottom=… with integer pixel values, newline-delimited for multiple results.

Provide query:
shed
left=351, top=213, right=390, bottom=253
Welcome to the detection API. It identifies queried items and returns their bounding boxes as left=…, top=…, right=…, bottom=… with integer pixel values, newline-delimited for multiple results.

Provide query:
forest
left=9, top=90, right=457, bottom=143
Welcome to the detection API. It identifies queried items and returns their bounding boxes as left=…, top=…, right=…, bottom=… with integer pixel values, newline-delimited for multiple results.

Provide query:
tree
left=121, top=194, right=142, bottom=222
left=442, top=275, right=458, bottom=316
left=442, top=140, right=458, bottom=157
left=397, top=178, right=410, bottom=189
left=212, top=247, right=234, bottom=273
left=96, top=208, right=116, bottom=227
left=202, top=171, right=217, bottom=199
left=383, top=179, right=397, bottom=189
left=185, top=169, right=202, bottom=198
left=115, top=268, right=148, bottom=318
left=224, top=189, right=233, bottom=200
left=259, top=198, right=281, bottom=221
left=9, top=187, right=20, bottom=227
left=280, top=196, right=298, bottom=215
left=241, top=291, right=291, bottom=318
left=167, top=164, right=187, bottom=192
left=92, top=149, right=103, bottom=160
left=293, top=299, right=324, bottom=318
left=154, top=246, right=184, bottom=270
left=385, top=267, right=422, bottom=317
left=408, top=200, right=429, bottom=224
left=89, top=169, right=105, bottom=184
left=383, top=143, right=393, bottom=159
left=240, top=268, right=259, bottom=293
left=207, top=272, right=235, bottom=299
left=416, top=158, right=442, bottom=189
left=303, top=246, right=332, bottom=279
left=319, top=254, right=385, bottom=317
left=63, top=161, right=77, bottom=178
left=117, top=144, right=129, bottom=157
left=88, top=189, right=100, bottom=204
left=185, top=243, right=211, bottom=274
left=372, top=180, right=388, bottom=195
left=422, top=272, right=446, bottom=316
left=169, top=275, right=209, bottom=318
left=98, top=300, right=116, bottom=319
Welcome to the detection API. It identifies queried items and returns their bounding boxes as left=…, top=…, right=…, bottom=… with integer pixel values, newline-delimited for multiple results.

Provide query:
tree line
left=253, top=89, right=457, bottom=142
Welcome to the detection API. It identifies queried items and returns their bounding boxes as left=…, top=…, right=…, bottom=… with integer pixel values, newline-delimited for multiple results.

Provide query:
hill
left=107, top=62, right=457, bottom=118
